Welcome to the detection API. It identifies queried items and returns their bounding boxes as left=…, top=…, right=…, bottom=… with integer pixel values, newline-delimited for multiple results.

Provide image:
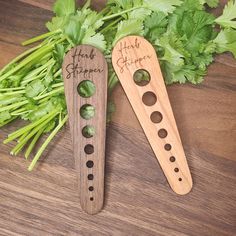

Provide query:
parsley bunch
left=0, top=0, right=235, bottom=170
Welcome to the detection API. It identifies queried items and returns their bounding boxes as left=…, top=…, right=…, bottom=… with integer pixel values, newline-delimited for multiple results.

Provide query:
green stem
left=18, top=132, right=28, bottom=143
left=0, top=87, right=25, bottom=91
left=25, top=128, right=45, bottom=159
left=98, top=6, right=110, bottom=17
left=22, top=30, right=61, bottom=46
left=100, top=17, right=121, bottom=33
left=38, top=96, right=51, bottom=104
left=0, top=44, right=42, bottom=76
left=4, top=109, right=59, bottom=143
left=52, top=82, right=64, bottom=88
left=21, top=58, right=54, bottom=84
left=0, top=100, right=28, bottom=113
left=54, top=69, right=62, bottom=78
left=82, top=0, right=91, bottom=10
left=34, top=87, right=64, bottom=100
left=102, top=7, right=140, bottom=21
left=108, top=72, right=119, bottom=94
left=0, top=117, right=17, bottom=127
left=11, top=108, right=26, bottom=116
left=10, top=111, right=59, bottom=155
left=1, top=90, right=25, bottom=96
left=0, top=37, right=65, bottom=82
left=0, top=44, right=54, bottom=82
left=21, top=72, right=46, bottom=86
left=28, top=114, right=68, bottom=171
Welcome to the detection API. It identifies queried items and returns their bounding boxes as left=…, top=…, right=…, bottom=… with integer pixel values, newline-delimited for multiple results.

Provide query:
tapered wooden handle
left=62, top=45, right=108, bottom=214
left=112, top=36, right=192, bottom=195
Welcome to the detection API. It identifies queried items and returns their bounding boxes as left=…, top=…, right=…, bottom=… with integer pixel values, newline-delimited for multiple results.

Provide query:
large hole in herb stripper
left=77, top=80, right=96, bottom=98
left=80, top=104, right=95, bottom=120
left=133, top=69, right=151, bottom=86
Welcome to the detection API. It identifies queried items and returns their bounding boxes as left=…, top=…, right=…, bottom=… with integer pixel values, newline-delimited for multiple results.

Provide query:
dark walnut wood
left=62, top=45, right=108, bottom=214
left=0, top=0, right=235, bottom=235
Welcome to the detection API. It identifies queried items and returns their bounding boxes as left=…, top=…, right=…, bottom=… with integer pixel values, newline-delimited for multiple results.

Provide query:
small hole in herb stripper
left=151, top=111, right=163, bottom=123
left=82, top=125, right=95, bottom=138
left=86, top=161, right=94, bottom=168
left=89, top=186, right=94, bottom=191
left=84, top=144, right=94, bottom=154
left=88, top=174, right=94, bottom=180
left=165, top=144, right=172, bottom=151
left=158, top=129, right=168, bottom=138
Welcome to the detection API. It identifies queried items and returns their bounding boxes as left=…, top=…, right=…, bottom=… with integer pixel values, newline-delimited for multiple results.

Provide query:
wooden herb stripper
left=62, top=45, right=108, bottom=214
left=112, top=36, right=193, bottom=195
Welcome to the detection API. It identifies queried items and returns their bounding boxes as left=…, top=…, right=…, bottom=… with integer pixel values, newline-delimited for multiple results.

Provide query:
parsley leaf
left=214, top=29, right=236, bottom=57
left=53, top=44, right=66, bottom=67
left=0, top=111, right=11, bottom=124
left=129, top=8, right=152, bottom=20
left=156, top=33, right=185, bottom=67
left=53, top=0, right=75, bottom=17
left=113, top=19, right=144, bottom=45
left=144, top=12, right=168, bottom=43
left=46, top=16, right=69, bottom=32
left=82, top=31, right=107, bottom=51
left=143, top=0, right=183, bottom=14
left=64, top=16, right=84, bottom=45
left=215, top=0, right=236, bottom=29
left=25, top=80, right=45, bottom=98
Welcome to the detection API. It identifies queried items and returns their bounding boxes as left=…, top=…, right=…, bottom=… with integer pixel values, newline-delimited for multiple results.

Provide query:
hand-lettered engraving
left=66, top=48, right=104, bottom=79
left=116, top=38, right=152, bottom=73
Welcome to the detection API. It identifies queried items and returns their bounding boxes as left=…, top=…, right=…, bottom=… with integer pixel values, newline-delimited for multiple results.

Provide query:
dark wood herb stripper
left=62, top=45, right=108, bottom=214
left=112, top=36, right=193, bottom=195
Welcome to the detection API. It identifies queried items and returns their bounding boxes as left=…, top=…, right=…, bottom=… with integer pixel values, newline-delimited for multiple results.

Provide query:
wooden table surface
left=0, top=1, right=236, bottom=235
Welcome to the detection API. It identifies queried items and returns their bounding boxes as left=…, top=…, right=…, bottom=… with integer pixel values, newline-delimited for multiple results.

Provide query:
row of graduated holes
left=135, top=70, right=182, bottom=182
left=85, top=146, right=95, bottom=201
left=77, top=80, right=97, bottom=202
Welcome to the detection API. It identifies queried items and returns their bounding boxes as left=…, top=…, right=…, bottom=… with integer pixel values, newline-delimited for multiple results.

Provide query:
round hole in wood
left=84, top=145, right=94, bottom=155
left=82, top=125, right=95, bottom=138
left=174, top=168, right=179, bottom=172
left=165, top=144, right=172, bottom=151
left=170, top=156, right=176, bottom=162
left=77, top=80, right=96, bottom=98
left=86, top=160, right=94, bottom=168
left=89, top=186, right=94, bottom=191
left=88, top=174, right=94, bottom=180
left=90, top=197, right=94, bottom=201
left=133, top=69, right=150, bottom=86
left=80, top=104, right=95, bottom=120
left=142, top=92, right=157, bottom=106
left=158, top=129, right=168, bottom=138
left=151, top=111, right=163, bottom=123
left=179, top=178, right=182, bottom=182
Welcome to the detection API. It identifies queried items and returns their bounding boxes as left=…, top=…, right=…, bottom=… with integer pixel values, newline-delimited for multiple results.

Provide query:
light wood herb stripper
left=112, top=36, right=193, bottom=195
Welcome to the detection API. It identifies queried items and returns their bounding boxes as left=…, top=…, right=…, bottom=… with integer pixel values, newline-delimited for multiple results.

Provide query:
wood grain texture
left=0, top=0, right=236, bottom=235
left=62, top=45, right=108, bottom=214
left=112, top=36, right=192, bottom=195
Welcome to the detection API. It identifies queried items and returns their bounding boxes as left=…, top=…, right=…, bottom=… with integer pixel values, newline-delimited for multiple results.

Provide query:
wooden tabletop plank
left=0, top=0, right=235, bottom=235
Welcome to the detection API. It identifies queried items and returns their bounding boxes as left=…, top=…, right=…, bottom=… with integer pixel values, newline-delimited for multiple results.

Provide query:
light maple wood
left=112, top=36, right=192, bottom=195
left=62, top=45, right=108, bottom=214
